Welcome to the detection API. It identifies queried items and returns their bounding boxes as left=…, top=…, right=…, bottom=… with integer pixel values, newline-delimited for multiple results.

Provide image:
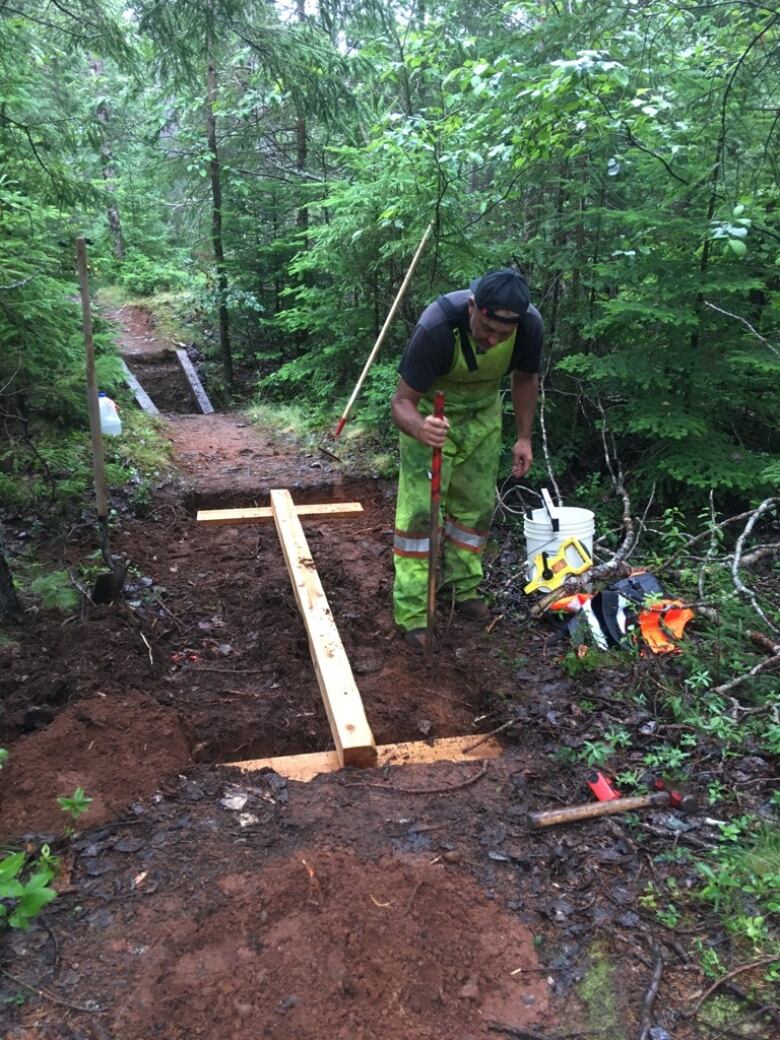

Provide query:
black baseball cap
left=470, top=268, right=530, bottom=324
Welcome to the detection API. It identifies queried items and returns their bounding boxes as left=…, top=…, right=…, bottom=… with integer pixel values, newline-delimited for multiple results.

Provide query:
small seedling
left=3, top=992, right=28, bottom=1006
left=0, top=748, right=8, bottom=769
left=57, top=787, right=93, bottom=822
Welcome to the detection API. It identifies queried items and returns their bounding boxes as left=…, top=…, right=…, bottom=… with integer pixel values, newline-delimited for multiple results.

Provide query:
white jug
left=98, top=392, right=122, bottom=437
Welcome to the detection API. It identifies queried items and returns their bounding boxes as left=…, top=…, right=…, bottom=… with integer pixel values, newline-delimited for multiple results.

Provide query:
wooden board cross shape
left=198, top=490, right=376, bottom=768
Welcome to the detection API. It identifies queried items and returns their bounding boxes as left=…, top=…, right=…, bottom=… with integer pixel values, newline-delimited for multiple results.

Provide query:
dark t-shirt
left=398, top=289, right=544, bottom=393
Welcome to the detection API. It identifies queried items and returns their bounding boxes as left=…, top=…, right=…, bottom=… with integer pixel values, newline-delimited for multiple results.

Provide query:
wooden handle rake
left=331, top=221, right=433, bottom=442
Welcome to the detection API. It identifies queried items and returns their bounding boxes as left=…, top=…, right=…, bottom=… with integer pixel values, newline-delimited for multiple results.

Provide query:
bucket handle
left=541, top=488, right=560, bottom=532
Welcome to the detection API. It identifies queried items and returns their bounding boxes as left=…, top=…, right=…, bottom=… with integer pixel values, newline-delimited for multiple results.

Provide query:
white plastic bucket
left=524, top=505, right=595, bottom=590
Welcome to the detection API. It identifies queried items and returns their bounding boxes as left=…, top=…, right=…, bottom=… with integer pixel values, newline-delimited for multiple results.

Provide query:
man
left=391, top=268, right=543, bottom=652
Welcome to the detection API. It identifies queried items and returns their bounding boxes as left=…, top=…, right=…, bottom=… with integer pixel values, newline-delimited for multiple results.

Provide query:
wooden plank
left=226, top=735, right=503, bottom=782
left=120, top=360, right=159, bottom=415
left=175, top=348, right=214, bottom=414
left=197, top=502, right=363, bottom=526
left=270, top=488, right=376, bottom=768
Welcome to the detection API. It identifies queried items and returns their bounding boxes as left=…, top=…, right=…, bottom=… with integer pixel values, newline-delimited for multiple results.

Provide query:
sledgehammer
left=528, top=784, right=698, bottom=829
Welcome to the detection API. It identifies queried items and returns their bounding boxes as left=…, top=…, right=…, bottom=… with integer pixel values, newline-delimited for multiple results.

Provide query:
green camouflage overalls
left=393, top=323, right=517, bottom=631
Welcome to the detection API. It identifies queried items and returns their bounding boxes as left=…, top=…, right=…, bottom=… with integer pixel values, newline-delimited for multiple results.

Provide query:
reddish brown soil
left=0, top=306, right=776, bottom=1040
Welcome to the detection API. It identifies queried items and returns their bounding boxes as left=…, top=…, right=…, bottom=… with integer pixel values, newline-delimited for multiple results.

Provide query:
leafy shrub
left=116, top=250, right=189, bottom=296
left=0, top=847, right=58, bottom=930
left=697, top=823, right=780, bottom=952
left=29, top=571, right=80, bottom=612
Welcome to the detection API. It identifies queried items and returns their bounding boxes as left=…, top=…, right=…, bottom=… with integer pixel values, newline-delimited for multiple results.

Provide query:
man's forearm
left=391, top=394, right=426, bottom=440
left=512, top=372, right=539, bottom=438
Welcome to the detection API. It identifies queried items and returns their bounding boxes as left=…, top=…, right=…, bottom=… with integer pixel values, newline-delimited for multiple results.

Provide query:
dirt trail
left=0, top=306, right=768, bottom=1040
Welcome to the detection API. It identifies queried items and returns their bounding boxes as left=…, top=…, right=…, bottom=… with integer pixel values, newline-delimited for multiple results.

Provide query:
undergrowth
left=0, top=408, right=171, bottom=519
left=246, top=401, right=398, bottom=478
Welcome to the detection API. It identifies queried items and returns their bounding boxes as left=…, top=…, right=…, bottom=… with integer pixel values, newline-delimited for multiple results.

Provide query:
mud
left=0, top=305, right=776, bottom=1040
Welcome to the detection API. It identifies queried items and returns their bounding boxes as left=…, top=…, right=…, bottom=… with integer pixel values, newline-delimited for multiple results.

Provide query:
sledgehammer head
left=673, top=791, right=699, bottom=815
left=656, top=781, right=699, bottom=815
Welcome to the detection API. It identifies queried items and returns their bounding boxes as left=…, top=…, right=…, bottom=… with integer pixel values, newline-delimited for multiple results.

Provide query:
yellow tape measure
left=524, top=537, right=592, bottom=595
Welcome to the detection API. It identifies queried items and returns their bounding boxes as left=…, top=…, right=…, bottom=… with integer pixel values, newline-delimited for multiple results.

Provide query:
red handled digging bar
left=425, top=391, right=445, bottom=666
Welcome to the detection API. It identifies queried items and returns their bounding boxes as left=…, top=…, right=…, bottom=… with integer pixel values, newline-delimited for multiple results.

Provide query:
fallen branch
left=658, top=498, right=778, bottom=574
left=488, top=1025, right=591, bottom=1040
left=342, top=762, right=488, bottom=795
left=0, top=968, right=103, bottom=1014
left=637, top=944, right=664, bottom=1040
left=538, top=373, right=562, bottom=505
left=529, top=560, right=633, bottom=618
left=140, top=631, right=154, bottom=669
left=749, top=630, right=780, bottom=656
left=685, top=955, right=778, bottom=1019
left=464, top=717, right=522, bottom=751
left=740, top=542, right=780, bottom=567
left=596, top=399, right=634, bottom=565
left=711, top=652, right=780, bottom=698
left=485, top=613, right=504, bottom=634
left=731, top=498, right=780, bottom=636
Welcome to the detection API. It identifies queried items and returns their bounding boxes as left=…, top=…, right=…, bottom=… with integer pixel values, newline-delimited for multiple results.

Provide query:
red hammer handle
left=430, top=391, right=445, bottom=503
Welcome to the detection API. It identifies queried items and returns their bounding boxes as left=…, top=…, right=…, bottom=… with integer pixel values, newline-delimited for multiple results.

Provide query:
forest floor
left=0, top=306, right=776, bottom=1040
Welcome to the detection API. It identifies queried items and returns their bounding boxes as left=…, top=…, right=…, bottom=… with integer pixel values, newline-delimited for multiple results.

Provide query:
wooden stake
left=75, top=238, right=110, bottom=562
left=270, top=489, right=376, bottom=768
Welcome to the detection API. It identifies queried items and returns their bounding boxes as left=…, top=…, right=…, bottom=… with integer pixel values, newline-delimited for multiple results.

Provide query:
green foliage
left=114, top=250, right=192, bottom=297
left=57, top=787, right=93, bottom=821
left=0, top=409, right=170, bottom=519
left=561, top=646, right=600, bottom=677
left=697, top=823, right=780, bottom=953
left=0, top=846, right=58, bottom=931
left=29, top=572, right=80, bottom=613
left=639, top=880, right=682, bottom=930
left=1, top=0, right=778, bottom=506
left=579, top=725, right=632, bottom=768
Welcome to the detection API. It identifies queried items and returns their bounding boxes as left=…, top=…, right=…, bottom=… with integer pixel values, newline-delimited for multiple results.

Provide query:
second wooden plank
left=270, top=488, right=377, bottom=768
left=197, top=502, right=363, bottom=526
left=176, top=349, right=214, bottom=414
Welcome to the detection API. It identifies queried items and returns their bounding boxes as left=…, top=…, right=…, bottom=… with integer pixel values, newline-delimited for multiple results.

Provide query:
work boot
left=455, top=598, right=491, bottom=623
left=403, top=628, right=428, bottom=653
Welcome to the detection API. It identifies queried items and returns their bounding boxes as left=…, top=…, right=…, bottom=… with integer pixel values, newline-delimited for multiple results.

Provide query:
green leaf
left=0, top=853, right=25, bottom=883
left=728, top=239, right=747, bottom=256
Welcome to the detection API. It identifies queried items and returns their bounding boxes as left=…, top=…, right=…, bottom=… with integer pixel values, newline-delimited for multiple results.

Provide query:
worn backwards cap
left=470, top=268, right=530, bottom=324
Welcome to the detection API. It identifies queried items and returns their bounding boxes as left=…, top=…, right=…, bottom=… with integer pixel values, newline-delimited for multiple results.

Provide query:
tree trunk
left=206, top=54, right=233, bottom=389
left=295, top=0, right=309, bottom=241
left=90, top=59, right=125, bottom=260
left=0, top=523, right=21, bottom=621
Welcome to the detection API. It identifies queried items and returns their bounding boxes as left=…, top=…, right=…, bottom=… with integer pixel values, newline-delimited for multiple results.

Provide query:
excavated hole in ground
left=129, top=357, right=202, bottom=413
left=184, top=475, right=393, bottom=514
left=175, top=476, right=490, bottom=769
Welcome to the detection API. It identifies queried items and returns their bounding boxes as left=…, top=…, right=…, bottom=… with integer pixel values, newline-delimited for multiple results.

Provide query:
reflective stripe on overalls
left=393, top=317, right=517, bottom=632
